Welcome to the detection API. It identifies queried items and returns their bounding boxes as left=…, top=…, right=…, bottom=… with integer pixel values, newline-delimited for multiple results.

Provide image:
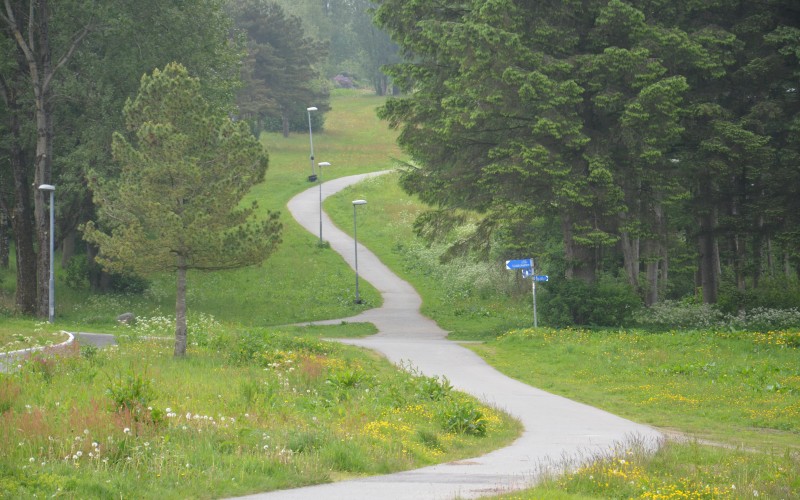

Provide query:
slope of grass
left=0, top=90, right=403, bottom=330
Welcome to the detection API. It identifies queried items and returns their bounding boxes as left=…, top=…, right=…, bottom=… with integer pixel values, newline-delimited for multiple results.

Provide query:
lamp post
left=352, top=199, right=367, bottom=304
left=38, top=184, right=55, bottom=323
left=317, top=161, right=330, bottom=244
left=306, top=106, right=318, bottom=181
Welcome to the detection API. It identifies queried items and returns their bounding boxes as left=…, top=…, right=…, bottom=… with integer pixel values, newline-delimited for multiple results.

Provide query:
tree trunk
left=562, top=213, right=596, bottom=283
left=174, top=260, right=188, bottom=357
left=87, top=243, right=111, bottom=292
left=752, top=215, right=764, bottom=288
left=11, top=184, right=38, bottom=315
left=0, top=207, right=9, bottom=269
left=61, top=229, right=76, bottom=268
left=33, top=0, right=56, bottom=320
left=698, top=214, right=718, bottom=304
left=620, top=230, right=639, bottom=289
left=7, top=104, right=38, bottom=314
left=281, top=111, right=290, bottom=138
left=3, top=0, right=89, bottom=317
left=643, top=237, right=662, bottom=307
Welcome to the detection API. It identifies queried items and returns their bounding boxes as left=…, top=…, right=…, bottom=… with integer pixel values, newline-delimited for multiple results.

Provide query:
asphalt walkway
left=233, top=172, right=663, bottom=499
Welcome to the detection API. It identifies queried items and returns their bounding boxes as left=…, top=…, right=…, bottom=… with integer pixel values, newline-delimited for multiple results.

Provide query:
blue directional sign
left=505, top=259, right=533, bottom=270
left=532, top=275, right=549, bottom=282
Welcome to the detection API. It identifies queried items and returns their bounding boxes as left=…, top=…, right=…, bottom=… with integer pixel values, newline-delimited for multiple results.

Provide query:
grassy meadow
left=1, top=324, right=519, bottom=498
left=2, top=88, right=799, bottom=498
left=324, top=169, right=800, bottom=498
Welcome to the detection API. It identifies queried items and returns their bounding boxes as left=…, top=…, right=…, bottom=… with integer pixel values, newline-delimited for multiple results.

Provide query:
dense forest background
left=1, top=0, right=799, bottom=325
left=374, top=0, right=800, bottom=317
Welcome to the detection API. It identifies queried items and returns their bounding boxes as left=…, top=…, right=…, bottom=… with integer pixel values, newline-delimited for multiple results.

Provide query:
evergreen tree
left=83, top=63, right=282, bottom=357
left=230, top=0, right=329, bottom=137
left=375, top=0, right=800, bottom=304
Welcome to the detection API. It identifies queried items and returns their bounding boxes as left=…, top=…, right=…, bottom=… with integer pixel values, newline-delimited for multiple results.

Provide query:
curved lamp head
left=307, top=106, right=318, bottom=112
left=318, top=162, right=331, bottom=167
left=38, top=184, right=55, bottom=192
left=352, top=200, right=367, bottom=206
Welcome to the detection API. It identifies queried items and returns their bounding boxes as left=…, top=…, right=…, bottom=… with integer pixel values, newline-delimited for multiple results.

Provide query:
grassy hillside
left=1, top=89, right=404, bottom=331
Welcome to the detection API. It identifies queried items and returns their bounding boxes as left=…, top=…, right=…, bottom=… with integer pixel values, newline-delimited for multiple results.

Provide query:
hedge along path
left=234, top=171, right=663, bottom=500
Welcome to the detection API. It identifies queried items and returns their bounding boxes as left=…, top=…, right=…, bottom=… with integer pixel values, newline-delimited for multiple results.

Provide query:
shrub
left=438, top=398, right=486, bottom=436
left=634, top=300, right=800, bottom=331
left=108, top=271, right=150, bottom=295
left=105, top=368, right=161, bottom=426
left=718, top=277, right=800, bottom=313
left=542, top=276, right=642, bottom=327
left=65, top=256, right=90, bottom=290
left=633, top=300, right=724, bottom=329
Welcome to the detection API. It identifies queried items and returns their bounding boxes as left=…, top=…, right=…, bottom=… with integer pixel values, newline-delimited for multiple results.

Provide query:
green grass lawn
left=1, top=325, right=519, bottom=498
left=0, top=320, right=69, bottom=353
left=323, top=167, right=800, bottom=499
left=2, top=88, right=799, bottom=498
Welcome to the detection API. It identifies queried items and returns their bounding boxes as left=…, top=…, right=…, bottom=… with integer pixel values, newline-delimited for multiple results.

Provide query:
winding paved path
left=235, top=172, right=663, bottom=499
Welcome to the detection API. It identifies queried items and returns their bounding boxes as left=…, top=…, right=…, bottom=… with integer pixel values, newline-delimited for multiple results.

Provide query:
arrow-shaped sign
left=505, top=259, right=533, bottom=270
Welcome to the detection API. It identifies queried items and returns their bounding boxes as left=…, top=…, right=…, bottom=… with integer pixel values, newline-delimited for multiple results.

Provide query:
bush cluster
left=633, top=300, right=800, bottom=331
left=541, top=276, right=642, bottom=327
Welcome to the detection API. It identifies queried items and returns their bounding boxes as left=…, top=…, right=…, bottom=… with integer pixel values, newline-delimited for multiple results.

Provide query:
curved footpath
left=233, top=172, right=663, bottom=500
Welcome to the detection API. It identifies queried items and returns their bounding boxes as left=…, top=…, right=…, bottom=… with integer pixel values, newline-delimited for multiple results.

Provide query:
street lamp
left=317, top=161, right=331, bottom=244
left=38, top=184, right=55, bottom=323
left=352, top=199, right=367, bottom=304
left=306, top=106, right=318, bottom=181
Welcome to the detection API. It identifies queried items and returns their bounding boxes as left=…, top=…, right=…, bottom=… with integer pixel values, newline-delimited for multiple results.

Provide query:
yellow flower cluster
left=392, top=404, right=432, bottom=419
left=640, top=482, right=731, bottom=499
left=363, top=420, right=412, bottom=440
left=750, top=330, right=800, bottom=348
left=643, top=392, right=700, bottom=407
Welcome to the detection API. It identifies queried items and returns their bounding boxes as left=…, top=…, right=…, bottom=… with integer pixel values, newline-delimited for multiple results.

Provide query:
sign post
left=505, top=258, right=550, bottom=328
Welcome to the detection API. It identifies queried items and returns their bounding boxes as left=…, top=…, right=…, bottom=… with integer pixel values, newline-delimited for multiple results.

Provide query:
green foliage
left=79, top=344, right=100, bottom=364
left=413, top=374, right=452, bottom=402
left=718, top=277, right=800, bottom=314
left=64, top=257, right=89, bottom=290
left=438, top=398, right=486, bottom=437
left=543, top=277, right=642, bottom=327
left=374, top=0, right=800, bottom=303
left=83, top=62, right=281, bottom=277
left=230, top=0, right=330, bottom=134
left=634, top=300, right=800, bottom=331
left=105, top=368, right=157, bottom=418
left=82, top=62, right=282, bottom=355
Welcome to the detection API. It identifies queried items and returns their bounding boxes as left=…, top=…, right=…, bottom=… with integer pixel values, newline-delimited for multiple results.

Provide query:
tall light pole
left=317, top=161, right=331, bottom=244
left=352, top=199, right=367, bottom=304
left=306, top=106, right=318, bottom=181
left=38, top=184, right=55, bottom=323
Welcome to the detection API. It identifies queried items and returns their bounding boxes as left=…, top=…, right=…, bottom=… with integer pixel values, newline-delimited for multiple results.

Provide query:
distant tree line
left=375, top=0, right=800, bottom=307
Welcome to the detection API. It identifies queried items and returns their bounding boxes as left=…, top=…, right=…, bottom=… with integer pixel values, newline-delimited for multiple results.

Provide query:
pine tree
left=83, top=63, right=282, bottom=357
